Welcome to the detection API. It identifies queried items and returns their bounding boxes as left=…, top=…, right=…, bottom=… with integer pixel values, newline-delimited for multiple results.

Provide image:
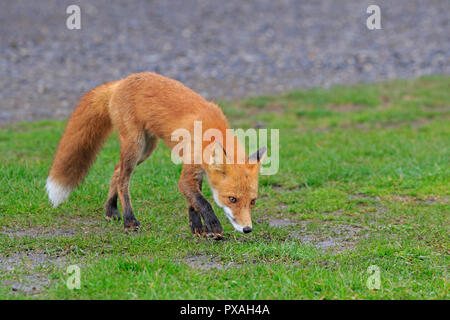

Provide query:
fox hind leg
left=120, top=132, right=159, bottom=231
left=105, top=163, right=121, bottom=220
left=105, top=133, right=158, bottom=224
left=137, top=132, right=158, bottom=165
left=118, top=144, right=140, bottom=231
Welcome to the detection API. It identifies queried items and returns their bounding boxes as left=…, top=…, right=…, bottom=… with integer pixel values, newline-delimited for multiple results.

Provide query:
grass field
left=0, top=76, right=448, bottom=299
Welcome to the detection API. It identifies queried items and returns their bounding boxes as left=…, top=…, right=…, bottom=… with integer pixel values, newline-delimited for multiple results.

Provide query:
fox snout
left=226, top=210, right=253, bottom=233
left=212, top=193, right=253, bottom=233
left=230, top=209, right=253, bottom=233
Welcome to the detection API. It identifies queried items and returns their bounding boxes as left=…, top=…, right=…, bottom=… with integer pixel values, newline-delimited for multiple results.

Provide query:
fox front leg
left=179, top=165, right=223, bottom=240
left=194, top=192, right=224, bottom=239
left=188, top=206, right=205, bottom=236
left=188, top=177, right=205, bottom=236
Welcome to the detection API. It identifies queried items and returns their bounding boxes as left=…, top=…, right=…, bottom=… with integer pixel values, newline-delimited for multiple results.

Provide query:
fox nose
left=243, top=226, right=252, bottom=233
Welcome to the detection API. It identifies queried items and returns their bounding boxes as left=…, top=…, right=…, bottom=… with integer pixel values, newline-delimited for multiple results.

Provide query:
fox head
left=204, top=143, right=267, bottom=233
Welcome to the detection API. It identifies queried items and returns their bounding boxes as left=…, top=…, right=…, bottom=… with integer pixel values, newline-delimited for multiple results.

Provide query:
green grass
left=0, top=76, right=449, bottom=299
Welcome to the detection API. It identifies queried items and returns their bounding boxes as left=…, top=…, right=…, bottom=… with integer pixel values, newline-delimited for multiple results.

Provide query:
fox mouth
left=221, top=207, right=252, bottom=233
left=223, top=210, right=245, bottom=233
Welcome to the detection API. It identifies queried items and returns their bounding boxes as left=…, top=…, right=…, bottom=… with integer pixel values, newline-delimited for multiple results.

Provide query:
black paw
left=203, top=216, right=224, bottom=240
left=194, top=195, right=224, bottom=240
left=124, top=217, right=140, bottom=231
left=105, top=196, right=121, bottom=221
left=189, top=206, right=205, bottom=237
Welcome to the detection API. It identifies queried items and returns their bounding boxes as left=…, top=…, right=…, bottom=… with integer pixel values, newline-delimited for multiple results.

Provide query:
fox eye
left=228, top=196, right=237, bottom=203
left=250, top=199, right=256, bottom=206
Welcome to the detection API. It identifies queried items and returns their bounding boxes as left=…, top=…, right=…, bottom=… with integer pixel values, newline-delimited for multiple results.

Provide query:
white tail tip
left=46, top=177, right=72, bottom=207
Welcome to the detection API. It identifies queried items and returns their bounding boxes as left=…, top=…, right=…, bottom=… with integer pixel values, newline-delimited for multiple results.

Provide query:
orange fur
left=47, top=72, right=265, bottom=236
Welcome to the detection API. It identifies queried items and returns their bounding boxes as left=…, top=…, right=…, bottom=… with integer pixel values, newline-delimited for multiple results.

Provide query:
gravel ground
left=1, top=0, right=449, bottom=124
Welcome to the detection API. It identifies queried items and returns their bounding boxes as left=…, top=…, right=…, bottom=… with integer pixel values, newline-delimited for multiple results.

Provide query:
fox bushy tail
left=46, top=82, right=117, bottom=207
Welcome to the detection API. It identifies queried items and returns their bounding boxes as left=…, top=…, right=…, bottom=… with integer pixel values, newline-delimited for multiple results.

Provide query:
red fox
left=46, top=72, right=266, bottom=239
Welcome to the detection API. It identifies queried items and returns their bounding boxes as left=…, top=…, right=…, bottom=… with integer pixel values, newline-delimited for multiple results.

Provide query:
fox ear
left=248, top=146, right=267, bottom=164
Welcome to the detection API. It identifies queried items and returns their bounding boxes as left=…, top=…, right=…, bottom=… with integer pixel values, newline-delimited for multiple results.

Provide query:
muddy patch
left=0, top=252, right=70, bottom=295
left=267, top=217, right=365, bottom=251
left=389, top=194, right=448, bottom=204
left=350, top=193, right=381, bottom=201
left=270, top=182, right=306, bottom=192
left=4, top=275, right=51, bottom=295
left=0, top=218, right=105, bottom=239
left=0, top=228, right=77, bottom=238
left=254, top=121, right=266, bottom=128
left=269, top=219, right=297, bottom=227
left=322, top=209, right=344, bottom=216
left=290, top=222, right=365, bottom=252
left=326, top=104, right=366, bottom=112
left=183, top=255, right=241, bottom=271
left=0, top=252, right=67, bottom=272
